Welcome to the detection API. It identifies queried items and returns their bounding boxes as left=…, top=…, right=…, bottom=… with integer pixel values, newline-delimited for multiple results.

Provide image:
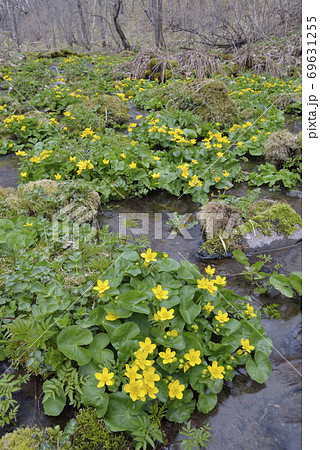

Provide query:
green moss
left=159, top=79, right=239, bottom=126
left=245, top=201, right=301, bottom=237
left=200, top=198, right=301, bottom=256
left=125, top=89, right=135, bottom=98
left=72, top=407, right=131, bottom=450
left=0, top=425, right=70, bottom=449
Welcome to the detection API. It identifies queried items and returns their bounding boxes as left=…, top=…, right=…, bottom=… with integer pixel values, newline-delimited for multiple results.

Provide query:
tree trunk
left=112, top=0, right=131, bottom=50
left=76, top=0, right=90, bottom=50
left=151, top=0, right=165, bottom=49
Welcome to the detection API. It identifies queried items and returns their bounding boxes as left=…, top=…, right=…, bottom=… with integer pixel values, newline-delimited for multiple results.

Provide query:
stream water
left=0, top=130, right=302, bottom=448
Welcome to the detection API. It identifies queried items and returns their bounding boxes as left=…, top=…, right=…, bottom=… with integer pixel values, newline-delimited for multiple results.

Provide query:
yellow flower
left=159, top=348, right=176, bottom=364
left=208, top=361, right=224, bottom=380
left=152, top=172, right=160, bottom=179
left=20, top=126, right=26, bottom=132
left=69, top=156, right=76, bottom=162
left=184, top=349, right=201, bottom=367
left=129, top=162, right=137, bottom=169
left=154, top=307, right=174, bottom=322
left=223, top=170, right=229, bottom=177
left=192, top=159, right=198, bottom=164
left=152, top=285, right=169, bottom=301
left=217, top=152, right=224, bottom=158
left=205, top=265, right=215, bottom=277
left=121, top=153, right=126, bottom=159
left=131, top=140, right=137, bottom=146
left=139, top=337, right=156, bottom=354
left=214, top=176, right=221, bottom=182
left=125, top=364, right=142, bottom=382
left=103, top=159, right=109, bottom=164
left=241, top=338, right=255, bottom=353
left=105, top=312, right=120, bottom=321
left=134, top=349, right=154, bottom=370
left=64, top=111, right=71, bottom=117
left=54, top=173, right=61, bottom=180
left=215, top=310, right=229, bottom=323
left=136, top=115, right=143, bottom=120
left=141, top=248, right=157, bottom=263
left=93, top=279, right=110, bottom=298
left=124, top=379, right=147, bottom=401
left=203, top=302, right=214, bottom=313
left=214, top=275, right=226, bottom=286
left=30, top=156, right=41, bottom=164
left=153, top=156, right=160, bottom=161
left=238, top=142, right=243, bottom=147
left=144, top=384, right=159, bottom=399
left=95, top=367, right=115, bottom=388
left=20, top=172, right=27, bottom=178
left=15, top=150, right=26, bottom=156
left=142, top=367, right=160, bottom=388
left=23, top=222, right=33, bottom=227
left=245, top=303, right=257, bottom=318
left=168, top=380, right=185, bottom=400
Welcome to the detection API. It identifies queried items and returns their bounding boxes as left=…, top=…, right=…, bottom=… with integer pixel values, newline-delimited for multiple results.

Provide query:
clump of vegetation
left=71, top=407, right=131, bottom=449
left=0, top=424, right=71, bottom=449
left=0, top=180, right=100, bottom=221
left=264, top=129, right=301, bottom=168
left=200, top=196, right=301, bottom=256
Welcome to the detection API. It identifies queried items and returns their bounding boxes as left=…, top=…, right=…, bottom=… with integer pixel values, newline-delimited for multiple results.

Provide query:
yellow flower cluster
left=76, top=159, right=94, bottom=175
left=4, top=114, right=25, bottom=128
left=177, top=163, right=189, bottom=178
left=188, top=174, right=202, bottom=187
left=124, top=338, right=160, bottom=401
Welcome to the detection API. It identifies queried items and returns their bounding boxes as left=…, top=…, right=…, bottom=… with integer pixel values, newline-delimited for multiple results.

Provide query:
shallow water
left=0, top=148, right=302, bottom=449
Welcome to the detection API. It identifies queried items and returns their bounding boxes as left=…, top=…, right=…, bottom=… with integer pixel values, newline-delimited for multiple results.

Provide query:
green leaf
left=110, top=322, right=140, bottom=349
left=116, top=290, right=150, bottom=314
left=178, top=285, right=198, bottom=323
left=166, top=398, right=196, bottom=423
left=289, top=272, right=302, bottom=295
left=81, top=374, right=109, bottom=417
left=57, top=325, right=93, bottom=366
left=233, top=250, right=249, bottom=265
left=156, top=258, right=180, bottom=272
left=42, top=380, right=66, bottom=416
left=104, top=392, right=145, bottom=432
left=246, top=351, right=272, bottom=383
left=197, top=392, right=217, bottom=414
left=88, top=333, right=115, bottom=366
left=269, top=274, right=293, bottom=298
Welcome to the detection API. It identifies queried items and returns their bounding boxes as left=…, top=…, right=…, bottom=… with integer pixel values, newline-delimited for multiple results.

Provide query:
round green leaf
left=57, top=325, right=93, bottom=366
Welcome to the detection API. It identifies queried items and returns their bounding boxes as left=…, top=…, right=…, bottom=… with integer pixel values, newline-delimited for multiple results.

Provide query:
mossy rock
left=124, top=89, right=135, bottom=98
left=72, top=407, right=131, bottom=450
left=199, top=199, right=301, bottom=258
left=169, top=79, right=239, bottom=126
left=0, top=425, right=70, bottom=450
left=0, top=180, right=100, bottom=222
left=84, top=95, right=129, bottom=126
left=264, top=129, right=301, bottom=169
